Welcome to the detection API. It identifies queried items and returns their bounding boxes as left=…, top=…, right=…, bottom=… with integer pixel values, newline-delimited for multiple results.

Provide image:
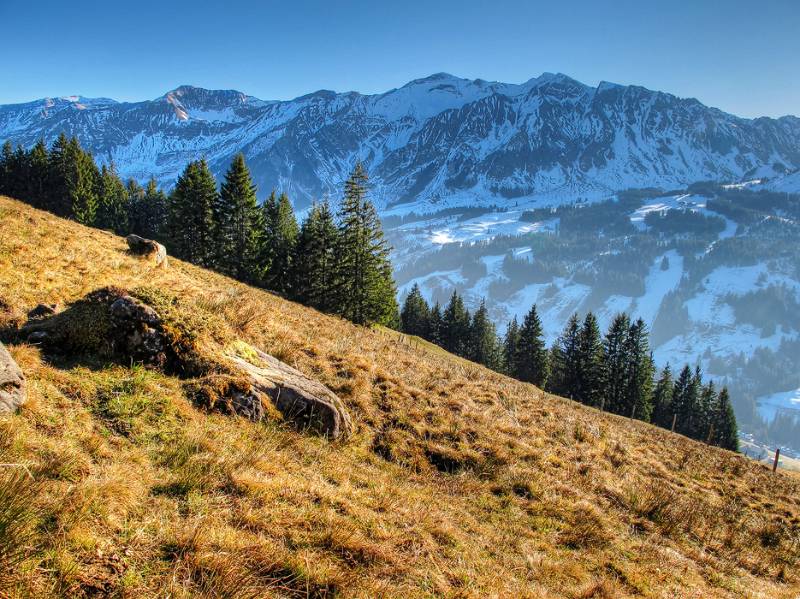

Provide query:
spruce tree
left=400, top=283, right=431, bottom=337
left=623, top=318, right=655, bottom=420
left=0, top=141, right=13, bottom=196
left=46, top=133, right=73, bottom=216
left=262, top=192, right=299, bottom=294
left=428, top=301, right=443, bottom=346
left=712, top=387, right=739, bottom=451
left=602, top=313, right=631, bottom=413
left=214, top=154, right=263, bottom=281
left=516, top=304, right=548, bottom=387
left=95, top=163, right=129, bottom=233
left=576, top=312, right=603, bottom=407
left=26, top=140, right=49, bottom=207
left=469, top=299, right=503, bottom=370
left=167, top=159, right=217, bottom=266
left=503, top=317, right=521, bottom=377
left=442, top=290, right=471, bottom=356
left=548, top=314, right=581, bottom=401
left=129, top=178, right=167, bottom=240
left=698, top=380, right=717, bottom=442
left=672, top=365, right=699, bottom=437
left=292, top=200, right=339, bottom=312
left=651, top=365, right=674, bottom=428
left=334, top=163, right=398, bottom=326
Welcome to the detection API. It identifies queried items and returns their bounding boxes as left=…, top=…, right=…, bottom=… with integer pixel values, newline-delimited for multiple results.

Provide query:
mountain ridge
left=3, top=73, right=799, bottom=210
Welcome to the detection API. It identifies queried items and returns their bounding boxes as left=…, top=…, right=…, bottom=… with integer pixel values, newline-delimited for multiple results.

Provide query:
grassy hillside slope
left=0, top=196, right=798, bottom=598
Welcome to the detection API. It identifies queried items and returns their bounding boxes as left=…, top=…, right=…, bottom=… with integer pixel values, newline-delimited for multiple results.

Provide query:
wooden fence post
left=671, top=413, right=677, bottom=433
left=773, top=447, right=781, bottom=473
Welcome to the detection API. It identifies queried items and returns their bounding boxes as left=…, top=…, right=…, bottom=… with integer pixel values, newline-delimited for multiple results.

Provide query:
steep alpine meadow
left=1, top=73, right=799, bottom=209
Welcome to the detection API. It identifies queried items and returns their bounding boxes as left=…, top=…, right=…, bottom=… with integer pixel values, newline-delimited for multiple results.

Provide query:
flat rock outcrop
left=0, top=342, right=26, bottom=413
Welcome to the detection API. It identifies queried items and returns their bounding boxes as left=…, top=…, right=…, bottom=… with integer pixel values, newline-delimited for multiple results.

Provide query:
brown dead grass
left=0, top=196, right=798, bottom=598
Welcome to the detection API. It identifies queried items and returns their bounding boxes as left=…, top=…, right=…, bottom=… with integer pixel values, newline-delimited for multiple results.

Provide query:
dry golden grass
left=0, top=196, right=798, bottom=598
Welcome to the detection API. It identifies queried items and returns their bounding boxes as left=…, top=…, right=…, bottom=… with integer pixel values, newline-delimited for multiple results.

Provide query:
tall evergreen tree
left=515, top=304, right=549, bottom=387
left=469, top=299, right=503, bottom=370
left=262, top=192, right=299, bottom=293
left=167, top=159, right=217, bottom=266
left=623, top=318, right=655, bottom=420
left=213, top=154, right=263, bottom=281
left=128, top=178, right=167, bottom=240
left=0, top=141, right=13, bottom=196
left=334, top=163, right=398, bottom=326
left=576, top=312, right=603, bottom=407
left=292, top=200, right=339, bottom=312
left=442, top=290, right=471, bottom=356
left=26, top=140, right=49, bottom=207
left=400, top=283, right=430, bottom=337
left=428, top=301, right=443, bottom=346
left=698, top=380, right=717, bottom=441
left=95, top=163, right=129, bottom=233
left=651, top=365, right=674, bottom=428
left=503, top=317, right=521, bottom=377
left=712, top=387, right=739, bottom=451
left=602, top=313, right=631, bottom=413
left=548, top=314, right=581, bottom=401
left=672, top=365, right=699, bottom=437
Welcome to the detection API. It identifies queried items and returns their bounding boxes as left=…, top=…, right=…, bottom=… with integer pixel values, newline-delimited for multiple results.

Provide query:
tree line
left=401, top=285, right=738, bottom=450
left=0, top=135, right=398, bottom=327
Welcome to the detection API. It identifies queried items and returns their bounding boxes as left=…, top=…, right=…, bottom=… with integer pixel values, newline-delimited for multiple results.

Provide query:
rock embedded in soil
left=0, top=341, right=26, bottom=413
left=126, top=234, right=167, bottom=267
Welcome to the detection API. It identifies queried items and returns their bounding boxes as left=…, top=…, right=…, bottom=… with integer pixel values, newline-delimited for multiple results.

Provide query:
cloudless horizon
left=1, top=0, right=798, bottom=118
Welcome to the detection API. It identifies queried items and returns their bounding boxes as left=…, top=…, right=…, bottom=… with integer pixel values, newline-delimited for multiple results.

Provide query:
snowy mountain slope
left=2, top=73, right=800, bottom=209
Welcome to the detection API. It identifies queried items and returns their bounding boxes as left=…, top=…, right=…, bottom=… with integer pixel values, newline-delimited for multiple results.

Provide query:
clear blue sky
left=1, top=0, right=798, bottom=118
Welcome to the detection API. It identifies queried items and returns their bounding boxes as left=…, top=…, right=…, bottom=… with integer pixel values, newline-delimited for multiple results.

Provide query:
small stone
left=126, top=234, right=167, bottom=267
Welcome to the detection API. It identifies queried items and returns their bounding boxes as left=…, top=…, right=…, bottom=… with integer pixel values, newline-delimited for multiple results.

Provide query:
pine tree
left=469, top=299, right=503, bottom=370
left=167, top=159, right=217, bottom=266
left=69, top=139, right=100, bottom=226
left=623, top=318, right=655, bottom=420
left=503, top=317, right=521, bottom=377
left=46, top=133, right=72, bottom=216
left=26, top=140, right=49, bottom=207
left=0, top=141, right=13, bottom=196
left=95, top=163, right=129, bottom=233
left=651, top=365, right=674, bottom=428
left=400, top=283, right=430, bottom=337
left=672, top=365, right=699, bottom=437
left=442, top=290, right=471, bottom=356
left=698, top=380, right=717, bottom=442
left=576, top=312, right=603, bottom=407
left=334, top=163, right=398, bottom=326
left=262, top=192, right=299, bottom=293
left=515, top=304, right=548, bottom=387
left=292, top=200, right=339, bottom=312
left=214, top=154, right=263, bottom=281
left=428, top=301, right=443, bottom=346
left=602, top=313, right=630, bottom=413
left=128, top=178, right=167, bottom=240
left=548, top=314, right=581, bottom=401
left=712, top=387, right=739, bottom=451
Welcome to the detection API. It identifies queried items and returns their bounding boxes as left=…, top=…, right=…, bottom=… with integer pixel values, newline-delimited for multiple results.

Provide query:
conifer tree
left=0, top=141, right=13, bottom=196
left=623, top=318, right=655, bottom=420
left=95, top=163, right=129, bottom=233
left=334, top=163, right=398, bottom=326
left=292, top=200, right=339, bottom=312
left=167, top=159, right=217, bottom=266
left=503, top=317, right=521, bottom=377
left=128, top=178, right=167, bottom=240
left=548, top=314, right=581, bottom=401
left=26, top=140, right=49, bottom=207
left=262, top=192, right=299, bottom=293
left=400, top=283, right=431, bottom=337
left=469, top=299, right=503, bottom=370
left=46, top=133, right=73, bottom=216
left=442, top=290, right=471, bottom=356
left=712, top=387, right=739, bottom=451
left=672, top=365, right=699, bottom=437
left=651, top=364, right=674, bottom=428
left=214, top=154, right=263, bottom=281
left=576, top=312, right=603, bottom=407
left=698, top=380, right=717, bottom=441
left=428, top=301, right=443, bottom=346
left=602, top=313, right=631, bottom=413
left=515, top=304, right=549, bottom=387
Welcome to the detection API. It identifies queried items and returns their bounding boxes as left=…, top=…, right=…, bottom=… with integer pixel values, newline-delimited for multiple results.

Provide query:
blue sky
left=1, top=0, right=798, bottom=118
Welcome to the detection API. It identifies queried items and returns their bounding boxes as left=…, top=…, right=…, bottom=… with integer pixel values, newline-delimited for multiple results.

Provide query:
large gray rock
left=126, top=234, right=167, bottom=267
left=0, top=342, right=26, bottom=414
left=228, top=347, right=352, bottom=439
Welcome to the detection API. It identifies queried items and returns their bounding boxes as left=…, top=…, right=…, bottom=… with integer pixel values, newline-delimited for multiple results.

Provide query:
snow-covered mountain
left=2, top=73, right=800, bottom=209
